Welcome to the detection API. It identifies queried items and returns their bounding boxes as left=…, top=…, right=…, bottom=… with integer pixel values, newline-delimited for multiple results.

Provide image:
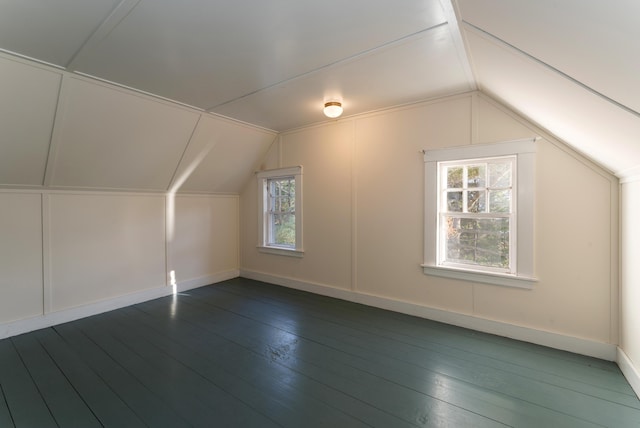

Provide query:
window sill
left=257, top=246, right=304, bottom=258
left=421, top=264, right=536, bottom=289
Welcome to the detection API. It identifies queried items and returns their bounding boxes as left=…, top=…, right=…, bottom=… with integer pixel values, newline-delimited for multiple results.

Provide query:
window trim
left=257, top=166, right=303, bottom=257
left=422, top=139, right=537, bottom=288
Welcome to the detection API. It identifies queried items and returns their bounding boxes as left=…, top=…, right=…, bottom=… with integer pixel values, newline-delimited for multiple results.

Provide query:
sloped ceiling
left=0, top=0, right=474, bottom=131
left=0, top=56, right=276, bottom=193
left=456, top=0, right=640, bottom=177
left=0, top=0, right=638, bottom=186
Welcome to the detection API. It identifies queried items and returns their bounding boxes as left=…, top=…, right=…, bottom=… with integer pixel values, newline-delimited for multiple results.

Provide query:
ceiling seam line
left=462, top=20, right=640, bottom=120
left=205, top=22, right=449, bottom=111
left=65, top=0, right=142, bottom=71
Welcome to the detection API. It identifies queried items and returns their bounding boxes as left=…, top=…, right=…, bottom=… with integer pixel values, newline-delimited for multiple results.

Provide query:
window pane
left=489, top=189, right=511, bottom=213
left=447, top=191, right=463, bottom=212
left=467, top=165, right=486, bottom=188
left=489, top=162, right=511, bottom=188
left=267, top=176, right=296, bottom=247
left=445, top=217, right=509, bottom=268
left=447, top=167, right=463, bottom=188
left=467, top=190, right=486, bottom=213
left=269, top=213, right=295, bottom=247
left=268, top=178, right=295, bottom=214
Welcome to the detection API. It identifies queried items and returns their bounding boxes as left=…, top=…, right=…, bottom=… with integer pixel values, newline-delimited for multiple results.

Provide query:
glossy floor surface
left=1, top=278, right=639, bottom=427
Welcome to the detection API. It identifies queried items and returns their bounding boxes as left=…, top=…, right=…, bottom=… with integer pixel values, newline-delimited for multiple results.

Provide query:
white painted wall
left=47, top=193, right=167, bottom=312
left=49, top=77, right=200, bottom=191
left=241, top=93, right=619, bottom=358
left=241, top=122, right=354, bottom=290
left=0, top=193, right=43, bottom=323
left=0, top=56, right=60, bottom=186
left=0, top=53, right=268, bottom=337
left=169, top=195, right=239, bottom=287
left=620, top=179, right=640, bottom=395
left=0, top=191, right=239, bottom=337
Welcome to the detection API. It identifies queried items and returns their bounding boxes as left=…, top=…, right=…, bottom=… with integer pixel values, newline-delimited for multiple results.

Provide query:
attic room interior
left=1, top=0, right=640, bottom=426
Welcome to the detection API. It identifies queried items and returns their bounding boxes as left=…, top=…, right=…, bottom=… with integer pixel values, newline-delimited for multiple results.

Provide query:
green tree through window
left=267, top=177, right=296, bottom=247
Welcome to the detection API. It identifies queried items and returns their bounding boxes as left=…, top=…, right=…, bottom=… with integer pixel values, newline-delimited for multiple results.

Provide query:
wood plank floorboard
left=32, top=328, right=148, bottom=428
left=104, top=305, right=401, bottom=428
left=0, top=277, right=639, bottom=427
left=184, top=283, right=625, bottom=427
left=53, top=322, right=193, bottom=428
left=210, top=281, right=639, bottom=405
left=11, top=333, right=102, bottom=427
left=133, top=297, right=499, bottom=427
left=0, top=338, right=58, bottom=427
left=215, top=280, right=629, bottom=392
left=213, top=280, right=634, bottom=397
left=0, top=380, right=16, bottom=427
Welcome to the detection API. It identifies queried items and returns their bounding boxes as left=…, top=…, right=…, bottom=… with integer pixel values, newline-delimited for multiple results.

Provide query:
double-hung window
left=423, top=140, right=536, bottom=288
left=257, top=166, right=303, bottom=257
left=439, top=156, right=515, bottom=273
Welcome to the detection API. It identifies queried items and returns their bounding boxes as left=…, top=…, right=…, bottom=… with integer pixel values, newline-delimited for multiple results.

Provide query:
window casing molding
left=423, top=139, right=537, bottom=288
left=257, top=166, right=303, bottom=257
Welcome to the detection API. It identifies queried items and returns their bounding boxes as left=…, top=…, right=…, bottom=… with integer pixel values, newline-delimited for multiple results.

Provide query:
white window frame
left=422, top=139, right=537, bottom=288
left=257, top=166, right=303, bottom=257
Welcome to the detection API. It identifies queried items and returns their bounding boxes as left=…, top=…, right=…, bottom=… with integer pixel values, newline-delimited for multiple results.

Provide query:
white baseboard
left=240, top=269, right=617, bottom=361
left=0, top=269, right=239, bottom=340
left=177, top=269, right=239, bottom=293
left=617, top=348, right=640, bottom=399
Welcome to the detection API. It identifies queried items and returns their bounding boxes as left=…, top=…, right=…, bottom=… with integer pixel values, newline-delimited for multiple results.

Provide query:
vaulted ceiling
left=0, top=0, right=638, bottom=183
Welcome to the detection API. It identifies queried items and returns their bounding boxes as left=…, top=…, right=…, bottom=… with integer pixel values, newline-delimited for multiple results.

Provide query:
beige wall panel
left=476, top=96, right=537, bottom=143
left=0, top=57, right=61, bottom=185
left=474, top=141, right=612, bottom=341
left=259, top=139, right=282, bottom=172
left=355, top=97, right=474, bottom=311
left=0, top=193, right=43, bottom=322
left=281, top=123, right=352, bottom=289
left=621, top=181, right=640, bottom=366
left=51, top=77, right=199, bottom=190
left=242, top=122, right=353, bottom=290
left=177, top=115, right=276, bottom=193
left=240, top=178, right=260, bottom=269
left=240, top=93, right=617, bottom=344
left=171, top=195, right=238, bottom=282
left=49, top=193, right=166, bottom=311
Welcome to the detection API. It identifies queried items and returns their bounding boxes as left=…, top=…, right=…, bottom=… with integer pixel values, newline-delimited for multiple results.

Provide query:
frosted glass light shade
left=323, top=101, right=343, bottom=118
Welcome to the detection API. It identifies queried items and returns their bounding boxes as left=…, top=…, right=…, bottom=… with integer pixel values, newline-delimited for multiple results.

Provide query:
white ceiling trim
left=72, top=70, right=205, bottom=113
left=0, top=47, right=65, bottom=71
left=440, top=0, right=476, bottom=90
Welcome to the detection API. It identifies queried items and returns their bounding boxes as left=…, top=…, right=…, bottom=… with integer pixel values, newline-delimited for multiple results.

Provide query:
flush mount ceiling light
left=323, top=101, right=343, bottom=118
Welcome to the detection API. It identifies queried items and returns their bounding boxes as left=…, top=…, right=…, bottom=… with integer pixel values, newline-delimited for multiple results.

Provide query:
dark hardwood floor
left=0, top=277, right=638, bottom=427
